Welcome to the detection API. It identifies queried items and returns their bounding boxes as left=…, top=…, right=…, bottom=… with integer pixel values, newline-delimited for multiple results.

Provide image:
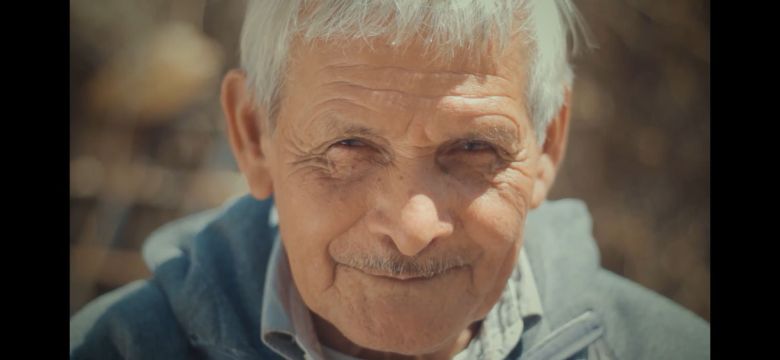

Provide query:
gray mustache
left=342, top=255, right=468, bottom=279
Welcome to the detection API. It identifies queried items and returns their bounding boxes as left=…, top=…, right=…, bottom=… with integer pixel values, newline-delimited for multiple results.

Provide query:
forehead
left=287, top=34, right=530, bottom=92
left=278, top=34, right=532, bottom=142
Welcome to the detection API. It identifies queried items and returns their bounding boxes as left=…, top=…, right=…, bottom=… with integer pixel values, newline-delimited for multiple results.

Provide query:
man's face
left=257, top=35, right=547, bottom=355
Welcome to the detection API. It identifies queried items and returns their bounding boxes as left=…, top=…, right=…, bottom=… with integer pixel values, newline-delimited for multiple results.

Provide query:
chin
left=309, top=266, right=485, bottom=356
left=345, top=327, right=450, bottom=355
left=334, top=308, right=469, bottom=356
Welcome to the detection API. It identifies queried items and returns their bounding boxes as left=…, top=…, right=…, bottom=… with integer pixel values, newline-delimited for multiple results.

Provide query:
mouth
left=341, top=263, right=466, bottom=282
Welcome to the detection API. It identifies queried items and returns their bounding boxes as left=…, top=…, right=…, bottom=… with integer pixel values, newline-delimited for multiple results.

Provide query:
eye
left=334, top=138, right=367, bottom=148
left=459, top=140, right=495, bottom=153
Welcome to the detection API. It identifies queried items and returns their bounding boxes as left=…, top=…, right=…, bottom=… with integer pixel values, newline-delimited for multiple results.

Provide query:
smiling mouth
left=342, top=263, right=466, bottom=281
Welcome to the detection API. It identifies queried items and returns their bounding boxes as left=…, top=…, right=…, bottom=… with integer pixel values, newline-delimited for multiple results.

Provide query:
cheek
left=460, top=160, right=534, bottom=242
left=458, top=161, right=534, bottom=296
left=491, top=161, right=536, bottom=214
left=271, top=160, right=374, bottom=303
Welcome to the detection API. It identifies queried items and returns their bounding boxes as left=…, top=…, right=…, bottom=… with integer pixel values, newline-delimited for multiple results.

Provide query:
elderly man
left=70, top=1, right=710, bottom=359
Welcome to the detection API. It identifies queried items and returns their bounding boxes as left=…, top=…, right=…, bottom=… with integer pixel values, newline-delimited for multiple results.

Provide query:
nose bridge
left=367, top=161, right=454, bottom=257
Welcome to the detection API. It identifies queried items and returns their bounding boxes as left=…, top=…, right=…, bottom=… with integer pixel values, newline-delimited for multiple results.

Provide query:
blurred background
left=70, top=0, right=710, bottom=321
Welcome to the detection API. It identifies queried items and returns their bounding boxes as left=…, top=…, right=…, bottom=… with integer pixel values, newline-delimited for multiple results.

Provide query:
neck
left=312, top=313, right=480, bottom=360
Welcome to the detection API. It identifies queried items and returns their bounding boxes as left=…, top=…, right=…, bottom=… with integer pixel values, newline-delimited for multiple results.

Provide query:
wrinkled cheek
left=276, top=212, right=336, bottom=301
left=457, top=167, right=532, bottom=294
left=491, top=164, right=535, bottom=216
left=274, top=173, right=372, bottom=298
left=463, top=167, right=532, bottom=236
left=461, top=190, right=524, bottom=262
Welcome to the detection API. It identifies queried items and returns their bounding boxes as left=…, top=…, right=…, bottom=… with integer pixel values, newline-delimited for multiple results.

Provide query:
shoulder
left=588, top=269, right=710, bottom=360
left=70, top=195, right=280, bottom=360
left=523, top=199, right=709, bottom=359
left=70, top=280, right=194, bottom=360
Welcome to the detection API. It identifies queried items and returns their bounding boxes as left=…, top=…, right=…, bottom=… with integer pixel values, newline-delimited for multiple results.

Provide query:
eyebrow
left=303, top=113, right=389, bottom=154
left=316, top=111, right=522, bottom=153
left=314, top=114, right=382, bottom=141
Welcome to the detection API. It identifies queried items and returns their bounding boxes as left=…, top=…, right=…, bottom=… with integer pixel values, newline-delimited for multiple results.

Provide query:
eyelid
left=330, top=136, right=376, bottom=149
left=335, top=138, right=367, bottom=147
left=448, top=138, right=498, bottom=152
left=326, top=137, right=393, bottom=164
left=461, top=139, right=495, bottom=150
left=326, top=136, right=389, bottom=157
left=443, top=138, right=517, bottom=162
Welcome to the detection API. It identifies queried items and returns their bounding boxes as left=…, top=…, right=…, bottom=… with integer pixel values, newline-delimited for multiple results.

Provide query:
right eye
left=326, top=138, right=379, bottom=164
left=333, top=138, right=368, bottom=148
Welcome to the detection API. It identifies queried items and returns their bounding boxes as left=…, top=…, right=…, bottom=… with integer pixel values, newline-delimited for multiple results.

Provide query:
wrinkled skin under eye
left=437, top=140, right=511, bottom=180
left=320, top=138, right=387, bottom=180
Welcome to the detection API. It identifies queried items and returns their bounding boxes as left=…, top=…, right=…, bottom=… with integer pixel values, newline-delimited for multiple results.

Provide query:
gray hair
left=240, top=0, right=591, bottom=143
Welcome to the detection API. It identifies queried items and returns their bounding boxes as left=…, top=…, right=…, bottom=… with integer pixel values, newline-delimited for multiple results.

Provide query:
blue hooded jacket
left=70, top=196, right=710, bottom=359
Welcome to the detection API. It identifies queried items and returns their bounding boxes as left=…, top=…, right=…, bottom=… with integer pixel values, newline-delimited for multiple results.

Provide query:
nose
left=367, top=192, right=455, bottom=257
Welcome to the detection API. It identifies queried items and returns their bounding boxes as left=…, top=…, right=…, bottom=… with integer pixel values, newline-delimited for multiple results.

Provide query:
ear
left=221, top=69, right=274, bottom=199
left=530, top=87, right=571, bottom=209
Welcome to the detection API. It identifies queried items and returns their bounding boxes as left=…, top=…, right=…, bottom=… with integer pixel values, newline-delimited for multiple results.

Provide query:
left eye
left=460, top=140, right=494, bottom=152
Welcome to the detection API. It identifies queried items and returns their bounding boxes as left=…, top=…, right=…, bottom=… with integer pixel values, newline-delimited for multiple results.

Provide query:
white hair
left=240, top=0, right=592, bottom=143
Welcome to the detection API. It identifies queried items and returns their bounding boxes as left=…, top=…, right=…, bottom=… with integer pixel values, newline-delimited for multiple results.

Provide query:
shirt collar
left=260, top=228, right=327, bottom=360
left=260, top=207, right=544, bottom=360
left=452, top=249, right=544, bottom=360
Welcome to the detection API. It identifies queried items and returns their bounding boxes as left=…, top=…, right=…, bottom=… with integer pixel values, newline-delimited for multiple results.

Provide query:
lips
left=359, top=267, right=433, bottom=280
left=340, top=262, right=466, bottom=281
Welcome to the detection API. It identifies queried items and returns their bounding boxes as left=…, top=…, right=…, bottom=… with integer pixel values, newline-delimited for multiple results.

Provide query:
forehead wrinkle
left=321, top=63, right=499, bottom=79
left=320, top=64, right=520, bottom=99
left=315, top=83, right=521, bottom=125
left=322, top=81, right=515, bottom=101
left=435, top=96, right=524, bottom=125
left=309, top=98, right=380, bottom=121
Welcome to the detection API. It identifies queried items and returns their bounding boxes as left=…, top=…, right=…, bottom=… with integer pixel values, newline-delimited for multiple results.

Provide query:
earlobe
left=530, top=154, right=555, bottom=208
left=221, top=69, right=275, bottom=200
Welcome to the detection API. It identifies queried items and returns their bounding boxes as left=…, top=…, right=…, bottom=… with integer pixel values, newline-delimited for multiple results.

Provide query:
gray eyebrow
left=314, top=114, right=382, bottom=140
